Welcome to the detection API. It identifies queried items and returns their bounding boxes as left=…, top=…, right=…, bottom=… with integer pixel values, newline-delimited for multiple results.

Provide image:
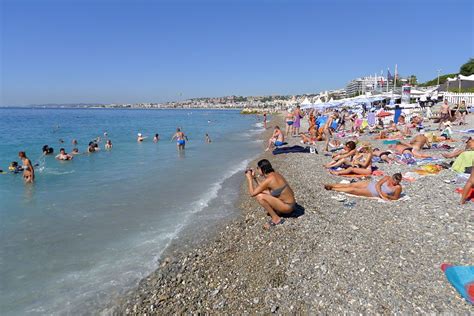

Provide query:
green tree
left=409, top=75, right=418, bottom=85
left=459, top=58, right=474, bottom=76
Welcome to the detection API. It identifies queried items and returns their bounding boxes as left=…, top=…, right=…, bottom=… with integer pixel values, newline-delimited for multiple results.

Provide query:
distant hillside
left=419, top=58, right=474, bottom=86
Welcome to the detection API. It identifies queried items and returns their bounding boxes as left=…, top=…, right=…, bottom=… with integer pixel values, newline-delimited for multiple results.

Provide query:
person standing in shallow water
left=19, top=151, right=34, bottom=183
left=205, top=133, right=211, bottom=143
left=172, top=128, right=188, bottom=150
left=245, top=159, right=296, bottom=230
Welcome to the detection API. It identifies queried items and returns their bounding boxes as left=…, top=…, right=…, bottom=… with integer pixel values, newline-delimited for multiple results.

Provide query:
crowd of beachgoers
left=115, top=99, right=472, bottom=314
left=253, top=99, right=472, bottom=230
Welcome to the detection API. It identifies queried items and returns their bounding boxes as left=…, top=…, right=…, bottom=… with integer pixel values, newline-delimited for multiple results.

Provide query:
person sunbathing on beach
left=437, top=122, right=454, bottom=141
left=376, top=117, right=384, bottom=130
left=324, top=173, right=403, bottom=201
left=265, top=126, right=284, bottom=151
left=245, top=159, right=296, bottom=229
left=390, top=134, right=432, bottom=158
left=55, top=148, right=73, bottom=160
left=324, top=141, right=357, bottom=168
left=442, top=137, right=474, bottom=158
left=461, top=167, right=474, bottom=204
left=330, top=146, right=373, bottom=176
left=373, top=148, right=395, bottom=164
left=387, top=120, right=398, bottom=132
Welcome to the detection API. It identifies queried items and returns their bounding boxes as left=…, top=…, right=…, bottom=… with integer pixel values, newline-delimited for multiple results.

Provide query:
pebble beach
left=112, top=112, right=473, bottom=314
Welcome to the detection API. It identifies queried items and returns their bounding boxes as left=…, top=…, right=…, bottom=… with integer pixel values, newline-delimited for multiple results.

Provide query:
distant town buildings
left=346, top=76, right=392, bottom=97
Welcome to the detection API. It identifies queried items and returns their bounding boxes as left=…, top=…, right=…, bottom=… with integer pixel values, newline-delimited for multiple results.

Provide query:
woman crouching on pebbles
left=324, top=173, right=403, bottom=201
left=245, top=159, right=296, bottom=229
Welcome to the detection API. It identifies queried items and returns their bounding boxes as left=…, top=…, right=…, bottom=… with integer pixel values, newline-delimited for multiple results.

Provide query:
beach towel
left=272, top=145, right=311, bottom=155
left=339, top=193, right=410, bottom=203
left=451, top=151, right=474, bottom=173
left=441, top=264, right=474, bottom=304
left=458, top=129, right=474, bottom=134
left=339, top=174, right=372, bottom=178
left=455, top=187, right=474, bottom=201
left=383, top=140, right=400, bottom=145
left=413, top=164, right=442, bottom=175
left=335, top=169, right=384, bottom=178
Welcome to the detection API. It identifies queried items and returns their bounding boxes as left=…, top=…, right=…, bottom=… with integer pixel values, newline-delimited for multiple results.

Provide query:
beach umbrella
left=377, top=111, right=392, bottom=117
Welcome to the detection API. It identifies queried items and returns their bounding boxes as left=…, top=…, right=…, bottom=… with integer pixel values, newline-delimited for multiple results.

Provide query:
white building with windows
left=346, top=76, right=392, bottom=96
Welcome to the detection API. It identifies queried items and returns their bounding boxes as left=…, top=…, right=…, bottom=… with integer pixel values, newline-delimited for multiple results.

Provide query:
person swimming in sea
left=56, top=148, right=73, bottom=160
left=8, top=161, right=23, bottom=174
left=87, top=142, right=98, bottom=153
left=42, top=145, right=54, bottom=155
left=172, top=128, right=188, bottom=150
left=72, top=139, right=78, bottom=146
left=105, top=140, right=112, bottom=150
left=245, top=159, right=296, bottom=230
left=137, top=133, right=145, bottom=142
left=205, top=133, right=211, bottom=143
left=153, top=133, right=160, bottom=142
left=19, top=151, right=34, bottom=183
left=71, top=148, right=80, bottom=155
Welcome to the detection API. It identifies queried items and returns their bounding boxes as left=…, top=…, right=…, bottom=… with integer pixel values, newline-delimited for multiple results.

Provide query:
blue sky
left=1, top=0, right=473, bottom=106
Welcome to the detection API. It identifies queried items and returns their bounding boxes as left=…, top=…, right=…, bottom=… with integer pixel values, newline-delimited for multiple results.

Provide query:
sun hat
left=137, top=133, right=142, bottom=137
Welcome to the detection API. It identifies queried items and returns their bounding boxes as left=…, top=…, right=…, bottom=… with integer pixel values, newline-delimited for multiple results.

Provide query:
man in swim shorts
left=438, top=99, right=452, bottom=130
left=172, top=128, right=188, bottom=150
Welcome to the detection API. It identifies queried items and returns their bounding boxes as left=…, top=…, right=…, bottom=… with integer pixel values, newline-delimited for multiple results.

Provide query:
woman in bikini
left=373, top=148, right=395, bottom=164
left=324, top=173, right=403, bottom=201
left=324, top=141, right=357, bottom=168
left=19, top=151, right=34, bottom=184
left=330, top=146, right=373, bottom=176
left=245, top=159, right=296, bottom=230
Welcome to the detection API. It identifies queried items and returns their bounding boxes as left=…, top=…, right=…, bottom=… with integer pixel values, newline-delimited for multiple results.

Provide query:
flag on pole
left=394, top=64, right=398, bottom=89
left=387, top=68, right=393, bottom=81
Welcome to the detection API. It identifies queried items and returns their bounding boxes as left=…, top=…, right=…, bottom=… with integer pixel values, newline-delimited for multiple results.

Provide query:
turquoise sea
left=0, top=108, right=264, bottom=315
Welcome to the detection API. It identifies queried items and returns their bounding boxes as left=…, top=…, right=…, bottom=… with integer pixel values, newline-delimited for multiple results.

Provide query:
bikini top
left=271, top=184, right=288, bottom=197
